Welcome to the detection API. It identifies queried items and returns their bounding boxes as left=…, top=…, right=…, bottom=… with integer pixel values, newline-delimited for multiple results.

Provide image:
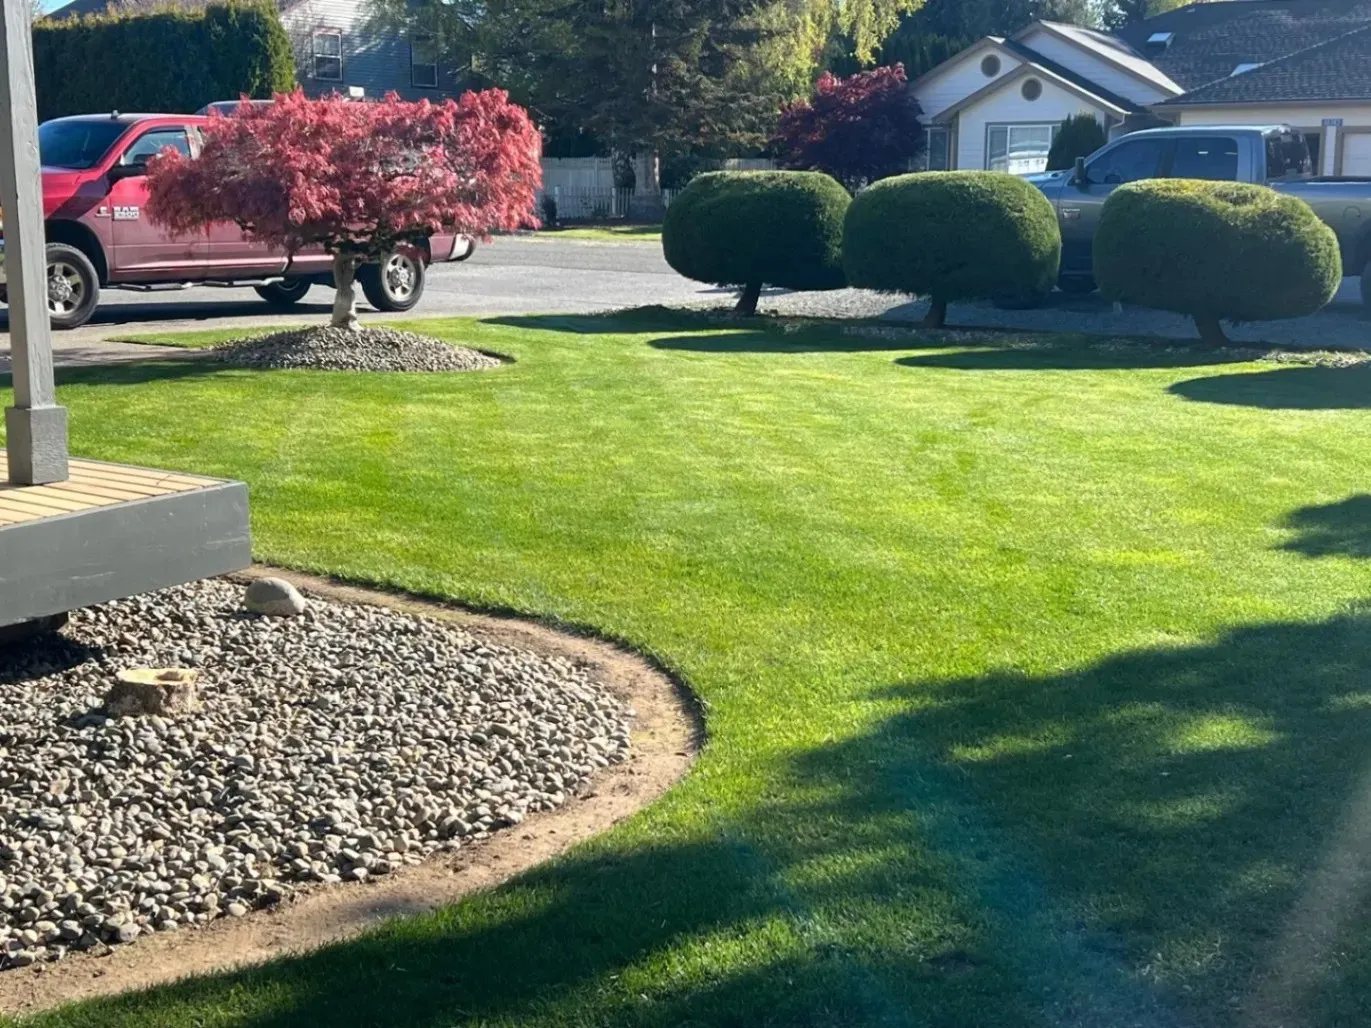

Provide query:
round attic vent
left=980, top=54, right=1001, bottom=77
left=1021, top=77, right=1043, bottom=101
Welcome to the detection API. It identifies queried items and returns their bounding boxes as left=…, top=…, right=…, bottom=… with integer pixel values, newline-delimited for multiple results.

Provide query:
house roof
left=1018, top=21, right=1184, bottom=95
left=932, top=59, right=1134, bottom=123
left=999, top=38, right=1144, bottom=112
left=1115, top=0, right=1371, bottom=91
left=1157, top=22, right=1371, bottom=105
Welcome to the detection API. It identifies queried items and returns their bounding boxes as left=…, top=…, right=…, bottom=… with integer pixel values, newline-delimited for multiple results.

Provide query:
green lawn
left=533, top=224, right=662, bottom=243
left=10, top=311, right=1371, bottom=1027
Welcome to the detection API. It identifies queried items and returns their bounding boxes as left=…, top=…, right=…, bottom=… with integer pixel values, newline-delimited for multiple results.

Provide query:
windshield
left=38, top=119, right=129, bottom=170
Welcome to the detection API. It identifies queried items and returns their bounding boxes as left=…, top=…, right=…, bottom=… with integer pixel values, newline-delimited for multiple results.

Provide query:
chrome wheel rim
left=383, top=253, right=417, bottom=300
left=47, top=260, right=85, bottom=315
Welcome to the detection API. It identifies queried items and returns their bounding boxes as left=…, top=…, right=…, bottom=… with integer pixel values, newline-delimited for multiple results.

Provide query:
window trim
left=312, top=29, right=343, bottom=82
left=410, top=36, right=439, bottom=89
left=926, top=126, right=951, bottom=171
left=984, top=121, right=1058, bottom=174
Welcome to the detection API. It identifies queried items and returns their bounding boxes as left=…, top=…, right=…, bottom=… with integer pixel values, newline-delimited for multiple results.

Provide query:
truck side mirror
left=107, top=162, right=147, bottom=182
left=1072, top=156, right=1087, bottom=188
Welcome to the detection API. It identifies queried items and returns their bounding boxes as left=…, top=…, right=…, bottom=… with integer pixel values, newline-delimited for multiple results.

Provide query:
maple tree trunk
left=1193, top=314, right=1228, bottom=347
left=331, top=254, right=361, bottom=332
left=735, top=282, right=761, bottom=315
left=922, top=296, right=948, bottom=328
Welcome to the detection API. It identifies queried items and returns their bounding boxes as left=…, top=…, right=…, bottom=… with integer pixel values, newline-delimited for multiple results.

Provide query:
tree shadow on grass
left=0, top=358, right=231, bottom=392
left=649, top=331, right=950, bottom=354
left=1279, top=495, right=1371, bottom=558
left=41, top=608, right=1371, bottom=1028
left=1169, top=366, right=1371, bottom=409
left=897, top=341, right=1264, bottom=372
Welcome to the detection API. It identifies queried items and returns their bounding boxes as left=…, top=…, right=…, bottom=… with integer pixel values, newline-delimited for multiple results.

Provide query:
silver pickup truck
left=1028, top=125, right=1371, bottom=307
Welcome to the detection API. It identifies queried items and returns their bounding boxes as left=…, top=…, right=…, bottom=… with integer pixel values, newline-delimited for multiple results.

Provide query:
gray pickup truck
left=1028, top=125, right=1371, bottom=307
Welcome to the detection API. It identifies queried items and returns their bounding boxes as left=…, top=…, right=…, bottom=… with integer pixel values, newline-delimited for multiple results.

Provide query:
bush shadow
left=897, top=341, right=1266, bottom=372
left=1280, top=495, right=1371, bottom=558
left=41, top=608, right=1371, bottom=1027
left=1169, top=366, right=1371, bottom=409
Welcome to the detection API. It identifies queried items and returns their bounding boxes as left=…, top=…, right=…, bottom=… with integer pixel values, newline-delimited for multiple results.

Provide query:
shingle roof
left=999, top=37, right=1145, bottom=112
left=1115, top=0, right=1371, bottom=91
left=1157, top=22, right=1371, bottom=104
left=1026, top=21, right=1184, bottom=95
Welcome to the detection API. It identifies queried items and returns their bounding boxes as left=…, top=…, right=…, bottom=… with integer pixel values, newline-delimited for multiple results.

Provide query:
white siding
left=913, top=45, right=1023, bottom=120
left=954, top=76, right=1110, bottom=170
left=1016, top=27, right=1171, bottom=105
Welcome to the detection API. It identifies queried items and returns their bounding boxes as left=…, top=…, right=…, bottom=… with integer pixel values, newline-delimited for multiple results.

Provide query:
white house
left=912, top=0, right=1371, bottom=176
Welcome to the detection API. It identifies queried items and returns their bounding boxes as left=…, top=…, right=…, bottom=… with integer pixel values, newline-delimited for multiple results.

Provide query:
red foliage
left=147, top=88, right=542, bottom=261
left=772, top=65, right=925, bottom=191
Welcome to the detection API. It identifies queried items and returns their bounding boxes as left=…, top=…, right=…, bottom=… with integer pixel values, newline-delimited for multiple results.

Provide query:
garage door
left=1342, top=132, right=1371, bottom=174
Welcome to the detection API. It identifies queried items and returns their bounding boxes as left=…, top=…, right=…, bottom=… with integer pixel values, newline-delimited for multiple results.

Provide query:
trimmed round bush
left=1095, top=179, right=1341, bottom=345
left=662, top=171, right=850, bottom=314
left=843, top=171, right=1060, bottom=327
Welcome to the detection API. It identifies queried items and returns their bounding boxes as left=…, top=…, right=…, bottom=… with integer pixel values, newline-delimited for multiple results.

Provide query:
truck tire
left=45, top=243, right=100, bottom=330
left=255, top=279, right=312, bottom=308
left=359, top=250, right=426, bottom=312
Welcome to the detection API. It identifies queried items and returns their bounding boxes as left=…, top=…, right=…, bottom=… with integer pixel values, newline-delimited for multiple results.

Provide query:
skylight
left=1230, top=62, right=1261, bottom=75
left=1147, top=31, right=1175, bottom=45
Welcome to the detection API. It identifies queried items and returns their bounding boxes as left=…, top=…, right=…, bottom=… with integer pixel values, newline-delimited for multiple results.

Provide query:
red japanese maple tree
left=147, top=88, right=542, bottom=330
left=772, top=65, right=925, bottom=191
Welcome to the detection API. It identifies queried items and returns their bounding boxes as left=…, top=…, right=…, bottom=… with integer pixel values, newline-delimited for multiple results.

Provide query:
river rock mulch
left=0, top=579, right=630, bottom=969
left=211, top=326, right=503, bottom=372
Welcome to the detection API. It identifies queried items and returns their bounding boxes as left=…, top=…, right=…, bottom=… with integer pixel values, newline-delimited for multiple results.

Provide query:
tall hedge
left=1094, top=179, right=1341, bottom=345
left=843, top=171, right=1060, bottom=327
left=1046, top=113, right=1106, bottom=171
left=663, top=170, right=850, bottom=314
left=34, top=2, right=295, bottom=123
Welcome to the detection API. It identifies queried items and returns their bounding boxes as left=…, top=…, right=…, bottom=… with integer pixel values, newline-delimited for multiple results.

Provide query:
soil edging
left=0, top=567, right=700, bottom=1016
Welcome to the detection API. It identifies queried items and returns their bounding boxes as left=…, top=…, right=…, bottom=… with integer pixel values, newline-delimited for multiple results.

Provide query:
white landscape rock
left=243, top=577, right=307, bottom=617
left=0, top=579, right=632, bottom=968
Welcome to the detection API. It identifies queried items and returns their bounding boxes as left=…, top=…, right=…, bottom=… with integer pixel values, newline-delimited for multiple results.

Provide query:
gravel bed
left=212, top=326, right=503, bottom=372
left=0, top=580, right=630, bottom=969
left=688, top=278, right=1371, bottom=350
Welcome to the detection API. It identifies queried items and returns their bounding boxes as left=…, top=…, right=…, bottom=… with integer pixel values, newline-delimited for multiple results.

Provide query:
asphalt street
left=0, top=237, right=713, bottom=366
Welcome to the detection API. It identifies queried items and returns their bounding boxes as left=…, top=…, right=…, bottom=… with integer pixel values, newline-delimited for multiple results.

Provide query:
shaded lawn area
left=9, top=311, right=1371, bottom=1026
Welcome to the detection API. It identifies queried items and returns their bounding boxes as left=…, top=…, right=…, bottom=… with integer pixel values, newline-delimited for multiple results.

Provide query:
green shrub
left=34, top=2, right=295, bottom=123
left=842, top=171, right=1060, bottom=326
left=662, top=171, right=850, bottom=314
left=1046, top=113, right=1106, bottom=171
left=1094, top=179, right=1341, bottom=344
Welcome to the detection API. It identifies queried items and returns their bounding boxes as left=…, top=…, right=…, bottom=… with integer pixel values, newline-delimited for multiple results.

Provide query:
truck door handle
left=1061, top=208, right=1081, bottom=220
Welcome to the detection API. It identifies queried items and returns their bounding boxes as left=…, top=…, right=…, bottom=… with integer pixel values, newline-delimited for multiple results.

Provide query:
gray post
left=0, top=0, right=66, bottom=485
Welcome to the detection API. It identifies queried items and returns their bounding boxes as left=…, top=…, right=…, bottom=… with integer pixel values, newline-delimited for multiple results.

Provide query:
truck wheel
left=46, top=243, right=100, bottom=330
left=255, top=279, right=312, bottom=308
left=359, top=250, right=426, bottom=312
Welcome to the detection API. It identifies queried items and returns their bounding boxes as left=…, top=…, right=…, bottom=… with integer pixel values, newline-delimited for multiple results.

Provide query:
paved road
left=0, top=237, right=715, bottom=366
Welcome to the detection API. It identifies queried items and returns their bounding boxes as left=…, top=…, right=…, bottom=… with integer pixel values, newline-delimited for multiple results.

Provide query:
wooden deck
left=0, top=451, right=251, bottom=627
left=0, top=451, right=221, bottom=526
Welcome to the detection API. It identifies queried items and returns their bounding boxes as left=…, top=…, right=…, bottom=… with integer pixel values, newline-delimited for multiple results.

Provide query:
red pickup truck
left=0, top=112, right=475, bottom=329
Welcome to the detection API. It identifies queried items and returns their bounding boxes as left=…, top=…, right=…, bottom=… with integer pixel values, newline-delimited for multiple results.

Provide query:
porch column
left=0, top=0, right=67, bottom=485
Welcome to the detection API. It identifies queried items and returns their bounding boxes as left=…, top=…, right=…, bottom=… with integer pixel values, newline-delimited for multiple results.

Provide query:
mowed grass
left=533, top=223, right=662, bottom=243
left=10, top=311, right=1371, bottom=1027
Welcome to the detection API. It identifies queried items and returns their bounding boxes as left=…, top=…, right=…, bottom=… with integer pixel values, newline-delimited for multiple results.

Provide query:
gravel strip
left=0, top=579, right=629, bottom=968
left=684, top=280, right=1371, bottom=350
left=212, top=326, right=503, bottom=372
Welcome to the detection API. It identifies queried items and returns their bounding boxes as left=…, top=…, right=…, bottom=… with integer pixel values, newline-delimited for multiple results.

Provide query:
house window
left=312, top=30, right=343, bottom=81
left=1169, top=135, right=1239, bottom=180
left=411, top=37, right=439, bottom=88
left=926, top=126, right=950, bottom=171
left=986, top=123, right=1056, bottom=174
